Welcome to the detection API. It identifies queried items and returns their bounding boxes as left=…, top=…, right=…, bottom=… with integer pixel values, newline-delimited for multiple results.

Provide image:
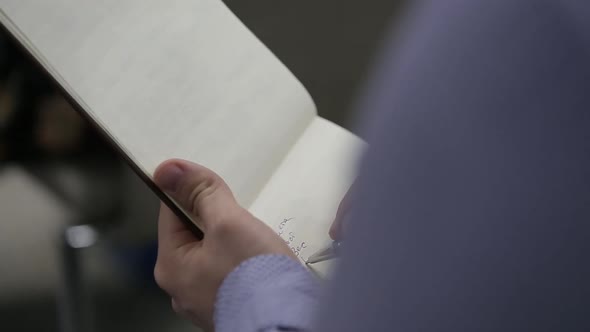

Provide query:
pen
left=306, top=241, right=342, bottom=264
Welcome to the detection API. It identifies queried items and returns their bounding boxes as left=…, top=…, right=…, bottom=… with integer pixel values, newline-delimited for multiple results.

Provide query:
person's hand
left=329, top=181, right=356, bottom=241
left=152, top=159, right=297, bottom=331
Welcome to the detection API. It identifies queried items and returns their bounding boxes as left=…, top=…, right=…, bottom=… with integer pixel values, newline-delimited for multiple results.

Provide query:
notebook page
left=249, top=117, right=366, bottom=276
left=0, top=0, right=315, bottom=207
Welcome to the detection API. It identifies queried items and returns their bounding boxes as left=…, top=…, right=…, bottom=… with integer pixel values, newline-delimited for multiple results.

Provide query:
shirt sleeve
left=214, top=254, right=321, bottom=332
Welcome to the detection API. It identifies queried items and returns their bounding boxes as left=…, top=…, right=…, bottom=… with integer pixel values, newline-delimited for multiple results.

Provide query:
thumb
left=154, top=159, right=241, bottom=231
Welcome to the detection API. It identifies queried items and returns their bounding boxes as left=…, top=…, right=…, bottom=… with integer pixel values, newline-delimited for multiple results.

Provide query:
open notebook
left=0, top=0, right=365, bottom=276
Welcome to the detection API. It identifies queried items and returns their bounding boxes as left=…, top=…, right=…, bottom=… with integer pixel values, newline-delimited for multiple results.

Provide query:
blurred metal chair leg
left=19, top=159, right=123, bottom=332
left=57, top=224, right=99, bottom=332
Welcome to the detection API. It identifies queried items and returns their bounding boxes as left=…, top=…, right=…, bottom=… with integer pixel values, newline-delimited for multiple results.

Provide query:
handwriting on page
left=276, top=218, right=308, bottom=260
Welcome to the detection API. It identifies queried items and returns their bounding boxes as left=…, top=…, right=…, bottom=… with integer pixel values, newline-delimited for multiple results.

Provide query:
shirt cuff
left=214, top=254, right=321, bottom=332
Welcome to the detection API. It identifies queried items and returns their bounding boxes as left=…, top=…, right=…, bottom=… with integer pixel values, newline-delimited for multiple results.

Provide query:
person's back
left=318, top=1, right=590, bottom=330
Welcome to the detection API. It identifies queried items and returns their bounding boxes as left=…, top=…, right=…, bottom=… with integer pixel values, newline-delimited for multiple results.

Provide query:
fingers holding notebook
left=152, top=159, right=299, bottom=330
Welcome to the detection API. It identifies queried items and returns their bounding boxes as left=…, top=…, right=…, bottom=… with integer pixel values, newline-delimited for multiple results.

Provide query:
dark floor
left=0, top=0, right=404, bottom=331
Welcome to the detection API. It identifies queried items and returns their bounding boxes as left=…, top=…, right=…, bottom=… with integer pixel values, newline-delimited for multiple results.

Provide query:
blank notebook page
left=0, top=0, right=316, bottom=206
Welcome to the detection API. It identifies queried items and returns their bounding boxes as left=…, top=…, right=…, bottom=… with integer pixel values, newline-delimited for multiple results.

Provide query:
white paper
left=0, top=0, right=316, bottom=207
left=249, top=117, right=365, bottom=276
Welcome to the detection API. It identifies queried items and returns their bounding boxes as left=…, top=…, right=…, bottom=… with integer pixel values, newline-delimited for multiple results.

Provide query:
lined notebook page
left=0, top=0, right=316, bottom=206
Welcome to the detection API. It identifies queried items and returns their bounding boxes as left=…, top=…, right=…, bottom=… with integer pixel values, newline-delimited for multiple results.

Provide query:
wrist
left=215, top=254, right=320, bottom=332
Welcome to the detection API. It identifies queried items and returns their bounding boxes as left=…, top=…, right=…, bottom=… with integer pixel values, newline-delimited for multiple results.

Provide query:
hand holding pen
left=307, top=181, right=354, bottom=264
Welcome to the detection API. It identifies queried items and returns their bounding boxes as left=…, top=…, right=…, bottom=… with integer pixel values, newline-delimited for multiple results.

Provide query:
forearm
left=215, top=255, right=321, bottom=332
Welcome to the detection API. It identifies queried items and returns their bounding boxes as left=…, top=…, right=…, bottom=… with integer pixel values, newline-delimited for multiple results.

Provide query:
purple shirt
left=215, top=255, right=319, bottom=332
left=215, top=0, right=590, bottom=331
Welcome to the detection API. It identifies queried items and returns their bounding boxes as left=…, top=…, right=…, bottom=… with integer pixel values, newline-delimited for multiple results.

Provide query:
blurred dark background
left=0, top=1, right=404, bottom=331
